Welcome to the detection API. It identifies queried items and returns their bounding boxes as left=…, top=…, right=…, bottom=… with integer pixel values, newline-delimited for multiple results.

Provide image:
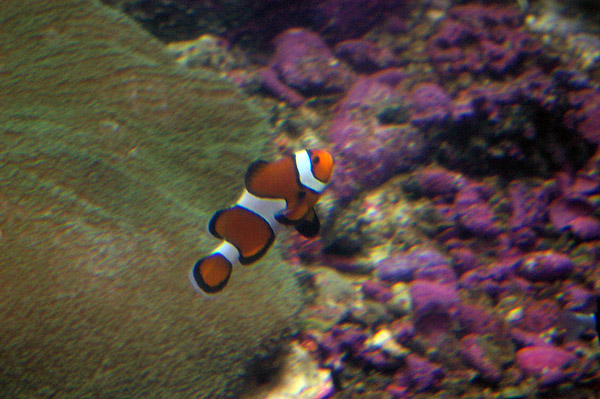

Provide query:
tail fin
left=189, top=254, right=232, bottom=295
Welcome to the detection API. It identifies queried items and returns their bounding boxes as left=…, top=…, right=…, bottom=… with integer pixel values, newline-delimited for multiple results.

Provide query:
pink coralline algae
left=414, top=263, right=457, bottom=285
left=517, top=251, right=574, bottom=282
left=559, top=283, right=596, bottom=312
left=427, top=4, right=540, bottom=77
left=568, top=216, right=600, bottom=240
left=377, top=248, right=452, bottom=283
left=334, top=39, right=398, bottom=73
left=259, top=67, right=305, bottom=107
left=507, top=182, right=548, bottom=248
left=409, top=166, right=468, bottom=198
left=452, top=184, right=503, bottom=238
left=458, top=257, right=523, bottom=298
left=361, top=280, right=393, bottom=303
left=449, top=247, right=481, bottom=275
left=409, top=280, right=460, bottom=322
left=327, top=72, right=429, bottom=200
left=509, top=299, right=562, bottom=334
left=515, top=346, right=578, bottom=387
left=458, top=334, right=503, bottom=383
left=565, top=88, right=600, bottom=144
left=456, top=202, right=502, bottom=238
left=456, top=304, right=500, bottom=335
left=451, top=66, right=556, bottom=124
left=549, top=172, right=600, bottom=241
left=404, top=353, right=444, bottom=392
left=262, top=28, right=355, bottom=106
left=319, top=325, right=367, bottom=361
left=409, top=82, right=453, bottom=127
left=548, top=196, right=600, bottom=240
left=435, top=61, right=599, bottom=179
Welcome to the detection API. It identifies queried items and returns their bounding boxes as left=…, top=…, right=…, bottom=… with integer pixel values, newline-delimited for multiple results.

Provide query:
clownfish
left=189, top=149, right=334, bottom=296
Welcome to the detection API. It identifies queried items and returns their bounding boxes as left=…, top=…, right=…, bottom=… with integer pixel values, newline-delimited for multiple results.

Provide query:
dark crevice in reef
left=433, top=104, right=597, bottom=181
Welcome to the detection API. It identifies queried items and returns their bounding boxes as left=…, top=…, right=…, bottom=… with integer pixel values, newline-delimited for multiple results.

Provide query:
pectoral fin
left=294, top=207, right=320, bottom=238
left=280, top=200, right=310, bottom=223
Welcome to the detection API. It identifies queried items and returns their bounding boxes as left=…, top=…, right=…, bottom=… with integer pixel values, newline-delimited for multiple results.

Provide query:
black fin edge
left=244, top=159, right=269, bottom=192
left=238, top=225, right=276, bottom=265
left=210, top=206, right=276, bottom=265
left=208, top=209, right=228, bottom=239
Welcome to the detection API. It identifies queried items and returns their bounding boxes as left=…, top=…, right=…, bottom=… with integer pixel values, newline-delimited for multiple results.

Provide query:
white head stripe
left=295, top=150, right=327, bottom=193
left=212, top=241, right=240, bottom=267
left=236, top=189, right=286, bottom=233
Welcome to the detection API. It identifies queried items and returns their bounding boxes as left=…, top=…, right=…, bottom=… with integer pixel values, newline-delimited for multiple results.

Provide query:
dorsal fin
left=244, top=159, right=269, bottom=190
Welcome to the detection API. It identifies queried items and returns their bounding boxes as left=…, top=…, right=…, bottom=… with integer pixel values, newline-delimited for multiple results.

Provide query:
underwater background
left=1, top=0, right=599, bottom=398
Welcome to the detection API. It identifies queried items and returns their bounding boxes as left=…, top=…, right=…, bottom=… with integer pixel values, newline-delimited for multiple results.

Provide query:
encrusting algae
left=0, top=1, right=304, bottom=398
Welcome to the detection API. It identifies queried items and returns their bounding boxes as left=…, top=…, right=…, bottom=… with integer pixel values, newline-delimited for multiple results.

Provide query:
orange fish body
left=190, top=149, right=334, bottom=296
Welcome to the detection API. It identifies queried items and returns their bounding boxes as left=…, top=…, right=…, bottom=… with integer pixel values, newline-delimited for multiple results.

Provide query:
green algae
left=0, top=1, right=303, bottom=398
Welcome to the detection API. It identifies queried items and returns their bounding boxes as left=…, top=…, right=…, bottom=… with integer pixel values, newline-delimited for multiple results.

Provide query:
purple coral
left=404, top=354, right=444, bottom=392
left=549, top=197, right=595, bottom=231
left=335, top=39, right=398, bottom=73
left=449, top=247, right=481, bottom=275
left=515, top=346, right=577, bottom=386
left=362, top=280, right=393, bottom=303
left=565, top=88, right=600, bottom=144
left=568, top=216, right=600, bottom=240
left=507, top=182, right=545, bottom=248
left=327, top=73, right=429, bottom=200
left=409, top=280, right=460, bottom=328
left=377, top=248, right=452, bottom=283
left=410, top=166, right=468, bottom=198
left=258, top=67, right=305, bottom=107
left=458, top=334, right=503, bottom=383
left=511, top=299, right=562, bottom=334
left=452, top=184, right=502, bottom=238
left=517, top=251, right=574, bottom=282
left=377, top=255, right=419, bottom=283
left=427, top=4, right=540, bottom=77
left=456, top=304, right=500, bottom=335
left=409, top=82, right=452, bottom=127
left=262, top=28, right=355, bottom=105
left=559, top=283, right=596, bottom=312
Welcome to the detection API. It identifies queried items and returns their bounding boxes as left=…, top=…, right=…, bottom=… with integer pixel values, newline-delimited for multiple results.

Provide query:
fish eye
left=312, top=155, right=320, bottom=164
left=297, top=191, right=306, bottom=200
